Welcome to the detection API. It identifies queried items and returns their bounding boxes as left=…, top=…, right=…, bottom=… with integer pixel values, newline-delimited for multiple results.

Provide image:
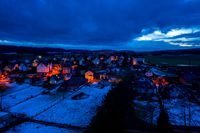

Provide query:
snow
left=2, top=84, right=44, bottom=109
left=2, top=83, right=29, bottom=96
left=0, top=111, right=11, bottom=128
left=35, top=83, right=111, bottom=127
left=133, top=100, right=160, bottom=125
left=5, top=122, right=83, bottom=133
left=164, top=99, right=200, bottom=126
left=9, top=94, right=62, bottom=118
left=0, top=111, right=8, bottom=117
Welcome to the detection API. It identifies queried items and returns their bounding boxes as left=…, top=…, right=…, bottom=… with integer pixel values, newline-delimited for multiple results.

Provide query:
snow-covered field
left=133, top=100, right=160, bottom=125
left=2, top=84, right=44, bottom=109
left=2, top=83, right=29, bottom=96
left=9, top=94, right=62, bottom=118
left=6, top=122, right=83, bottom=133
left=35, top=83, right=111, bottom=127
left=164, top=99, right=200, bottom=126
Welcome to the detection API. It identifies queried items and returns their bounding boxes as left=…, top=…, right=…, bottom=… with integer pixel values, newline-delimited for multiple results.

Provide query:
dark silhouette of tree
left=121, top=52, right=128, bottom=68
left=87, top=74, right=148, bottom=133
left=157, top=108, right=172, bottom=132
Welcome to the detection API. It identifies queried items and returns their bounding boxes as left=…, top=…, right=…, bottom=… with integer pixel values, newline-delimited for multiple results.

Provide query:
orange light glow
left=152, top=77, right=169, bottom=87
left=0, top=74, right=10, bottom=84
left=85, top=71, right=94, bottom=83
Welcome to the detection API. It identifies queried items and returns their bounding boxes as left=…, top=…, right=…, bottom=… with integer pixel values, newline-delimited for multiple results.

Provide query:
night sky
left=0, top=0, right=200, bottom=51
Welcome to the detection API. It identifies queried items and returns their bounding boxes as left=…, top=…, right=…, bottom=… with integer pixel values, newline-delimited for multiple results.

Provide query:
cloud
left=0, top=0, right=200, bottom=50
left=135, top=28, right=200, bottom=41
left=135, top=27, right=200, bottom=47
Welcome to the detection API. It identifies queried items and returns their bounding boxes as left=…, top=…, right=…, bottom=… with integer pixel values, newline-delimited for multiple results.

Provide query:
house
left=64, top=74, right=71, bottom=81
left=32, top=59, right=39, bottom=67
left=96, top=70, right=109, bottom=80
left=85, top=71, right=94, bottom=82
left=13, top=64, right=19, bottom=70
left=0, top=73, right=10, bottom=83
left=137, top=57, right=145, bottom=64
left=135, top=78, right=155, bottom=94
left=50, top=74, right=64, bottom=85
left=37, top=63, right=50, bottom=73
left=132, top=58, right=138, bottom=65
left=70, top=57, right=75, bottom=61
left=4, top=65, right=12, bottom=72
left=51, top=64, right=61, bottom=75
left=100, top=73, right=109, bottom=80
left=110, top=65, right=121, bottom=73
left=93, top=58, right=100, bottom=65
left=145, top=71, right=153, bottom=77
left=118, top=56, right=124, bottom=66
left=62, top=66, right=71, bottom=74
left=110, top=55, right=117, bottom=61
left=149, top=68, right=177, bottom=77
left=63, top=77, right=87, bottom=89
left=19, top=63, right=28, bottom=71
left=86, top=56, right=92, bottom=61
left=71, top=64, right=78, bottom=70
left=108, top=77, right=122, bottom=83
left=106, top=58, right=112, bottom=64
left=79, top=58, right=86, bottom=66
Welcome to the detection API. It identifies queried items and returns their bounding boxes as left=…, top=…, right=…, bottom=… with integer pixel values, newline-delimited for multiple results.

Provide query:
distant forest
left=0, top=44, right=200, bottom=55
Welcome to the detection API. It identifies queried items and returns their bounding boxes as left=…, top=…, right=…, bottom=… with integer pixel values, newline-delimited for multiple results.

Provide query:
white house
left=79, top=58, right=85, bottom=66
left=93, top=58, right=100, bottom=65
left=37, top=63, right=50, bottom=73
left=4, top=66, right=12, bottom=72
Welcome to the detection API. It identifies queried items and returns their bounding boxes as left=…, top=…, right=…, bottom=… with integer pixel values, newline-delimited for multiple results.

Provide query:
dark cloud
left=0, top=0, right=200, bottom=50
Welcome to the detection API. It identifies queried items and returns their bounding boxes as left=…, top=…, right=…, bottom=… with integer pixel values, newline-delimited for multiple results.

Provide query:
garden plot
left=35, top=83, right=111, bottom=127
left=164, top=99, right=200, bottom=126
left=6, top=122, right=83, bottom=133
left=2, top=84, right=44, bottom=109
left=2, top=83, right=30, bottom=96
left=9, top=94, right=62, bottom=118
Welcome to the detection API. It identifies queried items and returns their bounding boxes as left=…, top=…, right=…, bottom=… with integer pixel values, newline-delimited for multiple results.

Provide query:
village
left=0, top=51, right=200, bottom=132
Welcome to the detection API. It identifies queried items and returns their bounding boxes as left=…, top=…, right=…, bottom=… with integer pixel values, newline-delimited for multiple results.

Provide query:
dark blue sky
left=0, top=0, right=200, bottom=51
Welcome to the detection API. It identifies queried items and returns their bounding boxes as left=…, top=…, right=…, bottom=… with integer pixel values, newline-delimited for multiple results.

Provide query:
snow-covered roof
left=150, top=68, right=176, bottom=77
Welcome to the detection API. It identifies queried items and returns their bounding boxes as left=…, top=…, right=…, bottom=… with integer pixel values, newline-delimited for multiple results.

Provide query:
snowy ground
left=2, top=82, right=111, bottom=131
left=133, top=99, right=160, bottom=125
left=165, top=85, right=200, bottom=126
left=35, top=83, right=111, bottom=127
left=2, top=84, right=44, bottom=109
left=5, top=122, right=83, bottom=133
left=2, top=83, right=29, bottom=96
left=164, top=99, right=200, bottom=126
left=9, top=94, right=62, bottom=118
left=0, top=111, right=11, bottom=128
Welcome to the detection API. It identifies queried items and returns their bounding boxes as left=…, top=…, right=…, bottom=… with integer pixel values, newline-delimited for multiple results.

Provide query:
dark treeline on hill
left=0, top=45, right=116, bottom=55
left=0, top=45, right=66, bottom=54
left=0, top=44, right=200, bottom=55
